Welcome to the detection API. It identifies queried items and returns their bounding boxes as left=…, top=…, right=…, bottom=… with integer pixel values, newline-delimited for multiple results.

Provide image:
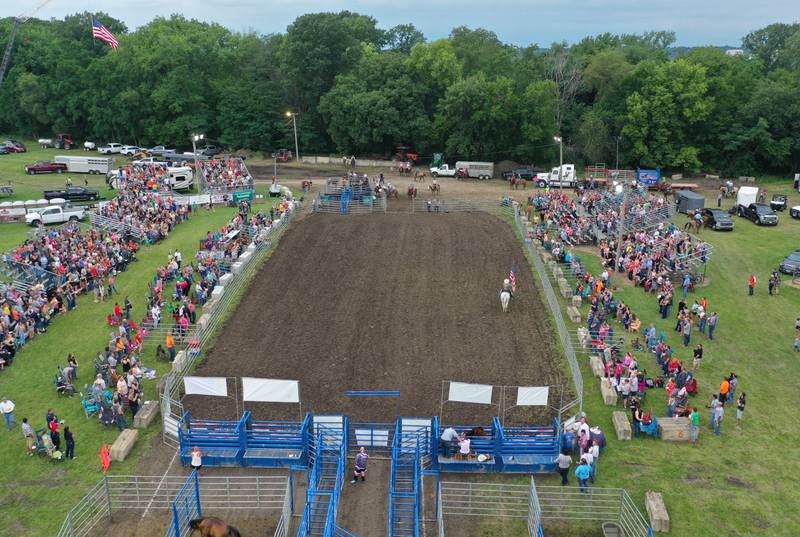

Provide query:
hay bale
left=231, top=261, right=244, bottom=275
left=600, top=378, right=617, bottom=406
left=612, top=411, right=631, bottom=441
left=589, top=355, right=604, bottom=378
left=219, top=273, right=233, bottom=286
left=577, top=327, right=590, bottom=349
left=133, top=401, right=160, bottom=429
left=110, top=429, right=139, bottom=462
left=211, top=286, right=225, bottom=299
left=645, top=491, right=670, bottom=532
left=658, top=417, right=691, bottom=442
left=670, top=173, right=683, bottom=181
left=571, top=295, right=582, bottom=308
left=553, top=266, right=563, bottom=279
left=566, top=305, right=581, bottom=323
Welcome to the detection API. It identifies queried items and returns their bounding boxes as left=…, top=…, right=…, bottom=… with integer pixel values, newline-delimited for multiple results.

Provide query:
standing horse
left=500, top=290, right=511, bottom=313
left=429, top=181, right=441, bottom=196
left=407, top=184, right=418, bottom=199
left=414, top=170, right=427, bottom=182
left=189, top=517, right=242, bottom=537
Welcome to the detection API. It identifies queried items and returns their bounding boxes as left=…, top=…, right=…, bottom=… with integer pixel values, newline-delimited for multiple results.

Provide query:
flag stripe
left=509, top=262, right=517, bottom=293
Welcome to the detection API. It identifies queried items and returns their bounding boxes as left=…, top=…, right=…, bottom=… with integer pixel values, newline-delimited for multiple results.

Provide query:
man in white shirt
left=589, top=440, right=600, bottom=482
left=439, top=426, right=460, bottom=458
left=1, top=398, right=15, bottom=430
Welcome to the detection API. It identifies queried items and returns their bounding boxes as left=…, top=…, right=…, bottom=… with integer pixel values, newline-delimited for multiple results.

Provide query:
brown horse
left=190, top=517, right=242, bottom=537
left=429, top=182, right=441, bottom=196
left=414, top=170, right=427, bottom=182
left=683, top=218, right=701, bottom=233
left=407, top=184, right=417, bottom=199
left=301, top=180, right=313, bottom=192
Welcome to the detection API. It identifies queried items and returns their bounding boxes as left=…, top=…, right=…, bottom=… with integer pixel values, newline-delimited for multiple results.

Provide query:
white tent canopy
left=242, top=378, right=300, bottom=403
left=183, top=376, right=228, bottom=397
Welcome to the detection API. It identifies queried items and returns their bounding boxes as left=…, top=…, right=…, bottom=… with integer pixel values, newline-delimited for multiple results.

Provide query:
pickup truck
left=43, top=186, right=100, bottom=202
left=738, top=203, right=778, bottom=226
left=98, top=143, right=123, bottom=154
left=429, top=163, right=458, bottom=177
left=25, top=205, right=86, bottom=226
left=25, top=161, right=68, bottom=174
left=148, top=146, right=174, bottom=156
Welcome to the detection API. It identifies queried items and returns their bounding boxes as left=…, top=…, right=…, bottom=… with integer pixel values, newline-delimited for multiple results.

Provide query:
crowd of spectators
left=98, top=191, right=190, bottom=244
left=198, top=158, right=253, bottom=190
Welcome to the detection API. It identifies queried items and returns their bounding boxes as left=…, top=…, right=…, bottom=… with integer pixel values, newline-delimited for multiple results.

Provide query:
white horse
left=500, top=290, right=511, bottom=312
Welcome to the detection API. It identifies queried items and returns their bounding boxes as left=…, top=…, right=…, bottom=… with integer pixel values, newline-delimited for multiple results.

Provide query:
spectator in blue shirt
left=575, top=458, right=592, bottom=493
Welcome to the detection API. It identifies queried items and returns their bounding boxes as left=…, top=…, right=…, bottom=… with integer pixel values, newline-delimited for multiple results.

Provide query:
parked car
left=84, top=141, right=96, bottom=151
left=778, top=249, right=800, bottom=275
left=120, top=145, right=142, bottom=156
left=43, top=186, right=100, bottom=202
left=0, top=146, right=9, bottom=155
left=271, top=148, right=292, bottom=162
left=738, top=203, right=779, bottom=225
left=98, top=143, right=123, bottom=154
left=790, top=205, right=800, bottom=219
left=501, top=168, right=536, bottom=181
left=198, top=144, right=223, bottom=157
left=2, top=140, right=26, bottom=152
left=148, top=145, right=174, bottom=156
left=701, top=208, right=734, bottom=231
left=25, top=161, right=68, bottom=174
left=25, top=205, right=86, bottom=226
left=770, top=194, right=787, bottom=211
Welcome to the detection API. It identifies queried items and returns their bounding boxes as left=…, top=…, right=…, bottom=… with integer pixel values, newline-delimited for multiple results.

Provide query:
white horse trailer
left=54, top=155, right=112, bottom=174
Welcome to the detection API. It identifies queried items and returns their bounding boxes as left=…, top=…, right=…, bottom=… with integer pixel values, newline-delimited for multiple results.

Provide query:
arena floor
left=185, top=210, right=565, bottom=424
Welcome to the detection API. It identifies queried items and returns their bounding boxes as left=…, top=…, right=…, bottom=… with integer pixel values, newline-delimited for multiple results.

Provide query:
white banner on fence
left=448, top=382, right=493, bottom=405
left=516, top=386, right=550, bottom=406
left=183, top=376, right=228, bottom=397
left=242, top=378, right=300, bottom=403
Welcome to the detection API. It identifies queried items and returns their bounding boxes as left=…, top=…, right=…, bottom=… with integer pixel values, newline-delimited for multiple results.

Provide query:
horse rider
left=500, top=278, right=514, bottom=298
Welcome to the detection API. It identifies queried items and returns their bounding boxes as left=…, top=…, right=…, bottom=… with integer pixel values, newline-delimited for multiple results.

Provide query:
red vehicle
left=54, top=134, right=74, bottom=150
left=394, top=146, right=419, bottom=162
left=271, top=149, right=293, bottom=162
left=2, top=140, right=26, bottom=153
left=25, top=161, right=68, bottom=174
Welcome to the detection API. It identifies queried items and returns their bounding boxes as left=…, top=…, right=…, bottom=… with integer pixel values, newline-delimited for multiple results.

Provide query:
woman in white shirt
left=190, top=446, right=203, bottom=474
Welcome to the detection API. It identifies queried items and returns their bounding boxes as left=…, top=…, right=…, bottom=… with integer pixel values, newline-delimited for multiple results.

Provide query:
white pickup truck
left=25, top=205, right=86, bottom=226
left=429, top=163, right=458, bottom=177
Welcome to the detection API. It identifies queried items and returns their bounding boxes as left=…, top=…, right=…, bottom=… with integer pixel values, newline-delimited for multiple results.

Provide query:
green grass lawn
left=532, top=192, right=800, bottom=536
left=0, top=206, right=238, bottom=536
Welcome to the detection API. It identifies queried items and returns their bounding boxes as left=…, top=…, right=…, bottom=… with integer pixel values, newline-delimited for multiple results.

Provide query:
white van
left=54, top=155, right=112, bottom=175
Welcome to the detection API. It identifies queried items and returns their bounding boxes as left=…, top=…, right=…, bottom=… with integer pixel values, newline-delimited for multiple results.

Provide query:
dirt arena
left=185, top=210, right=565, bottom=424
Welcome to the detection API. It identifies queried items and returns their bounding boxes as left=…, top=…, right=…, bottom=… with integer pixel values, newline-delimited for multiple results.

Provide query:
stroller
left=54, top=369, right=76, bottom=397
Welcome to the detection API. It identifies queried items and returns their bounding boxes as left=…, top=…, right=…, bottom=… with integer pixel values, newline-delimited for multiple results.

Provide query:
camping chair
left=640, top=416, right=660, bottom=438
left=81, top=390, right=101, bottom=419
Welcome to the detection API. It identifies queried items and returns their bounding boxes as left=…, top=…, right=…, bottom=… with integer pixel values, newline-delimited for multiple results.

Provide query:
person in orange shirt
left=718, top=377, right=730, bottom=404
left=748, top=273, right=756, bottom=296
left=166, top=334, right=176, bottom=362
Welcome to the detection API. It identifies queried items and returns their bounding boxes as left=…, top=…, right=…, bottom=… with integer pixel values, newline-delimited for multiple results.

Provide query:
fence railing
left=513, top=205, right=583, bottom=416
left=165, top=470, right=201, bottom=537
left=160, top=205, right=297, bottom=446
left=57, top=474, right=291, bottom=537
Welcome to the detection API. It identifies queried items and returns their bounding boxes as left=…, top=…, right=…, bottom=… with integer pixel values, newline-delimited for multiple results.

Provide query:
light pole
left=191, top=133, right=204, bottom=190
left=286, top=111, right=299, bottom=162
left=553, top=135, right=563, bottom=190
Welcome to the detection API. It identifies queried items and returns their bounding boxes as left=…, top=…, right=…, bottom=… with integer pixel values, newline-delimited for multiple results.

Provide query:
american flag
left=509, top=262, right=517, bottom=293
left=92, top=15, right=119, bottom=50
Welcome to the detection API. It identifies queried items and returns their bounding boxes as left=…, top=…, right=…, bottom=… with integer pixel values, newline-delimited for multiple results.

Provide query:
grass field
left=0, top=206, right=239, bottom=536
left=535, top=190, right=800, bottom=536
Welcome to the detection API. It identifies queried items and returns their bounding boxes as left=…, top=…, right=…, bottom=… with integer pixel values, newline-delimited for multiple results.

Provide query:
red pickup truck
left=25, top=161, right=68, bottom=174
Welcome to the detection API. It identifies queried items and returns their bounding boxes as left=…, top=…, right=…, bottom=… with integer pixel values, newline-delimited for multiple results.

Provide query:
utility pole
left=553, top=135, right=563, bottom=191
left=615, top=135, right=621, bottom=172
left=286, top=111, right=299, bottom=162
left=191, top=133, right=204, bottom=190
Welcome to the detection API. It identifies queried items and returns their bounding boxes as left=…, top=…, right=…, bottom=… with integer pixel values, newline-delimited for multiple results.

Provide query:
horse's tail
left=228, top=525, right=243, bottom=537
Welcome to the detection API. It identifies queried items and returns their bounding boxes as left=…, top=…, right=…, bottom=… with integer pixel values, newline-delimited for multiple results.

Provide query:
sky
left=4, top=0, right=800, bottom=47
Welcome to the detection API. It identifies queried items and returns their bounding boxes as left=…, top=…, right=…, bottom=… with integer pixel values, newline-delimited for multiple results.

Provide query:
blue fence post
left=493, top=417, right=504, bottom=472
left=193, top=469, right=201, bottom=518
left=171, top=503, right=181, bottom=537
left=289, top=467, right=295, bottom=514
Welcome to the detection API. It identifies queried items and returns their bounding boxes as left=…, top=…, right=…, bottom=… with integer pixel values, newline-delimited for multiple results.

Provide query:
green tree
left=623, top=59, right=713, bottom=169
left=385, top=23, right=425, bottom=54
left=742, top=22, right=800, bottom=70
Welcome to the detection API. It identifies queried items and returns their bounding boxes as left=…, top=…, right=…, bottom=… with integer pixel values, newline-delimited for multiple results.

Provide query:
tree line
left=0, top=12, right=799, bottom=174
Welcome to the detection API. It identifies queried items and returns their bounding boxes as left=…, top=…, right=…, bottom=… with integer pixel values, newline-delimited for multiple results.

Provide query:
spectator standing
left=682, top=318, right=692, bottom=347
left=748, top=273, right=756, bottom=296
left=166, top=334, right=176, bottom=362
left=112, top=397, right=127, bottom=431
left=631, top=404, right=643, bottom=438
left=689, top=408, right=700, bottom=443
left=124, top=296, right=133, bottom=320
left=708, top=397, right=720, bottom=429
left=692, top=345, right=703, bottom=372
left=727, top=373, right=738, bottom=403
left=555, top=450, right=573, bottom=485
left=719, top=377, right=730, bottom=405
left=575, top=459, right=591, bottom=493
left=736, top=393, right=746, bottom=429
left=713, top=404, right=724, bottom=436
left=589, top=440, right=600, bottom=482
left=108, top=272, right=119, bottom=296
left=65, top=426, right=75, bottom=459
left=707, top=312, right=718, bottom=340
left=351, top=447, right=368, bottom=483
left=22, top=418, right=35, bottom=456
left=682, top=273, right=691, bottom=298
left=0, top=397, right=15, bottom=430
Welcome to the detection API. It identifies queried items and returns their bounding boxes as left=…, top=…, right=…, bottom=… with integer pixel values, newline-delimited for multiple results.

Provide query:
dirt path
left=336, top=458, right=389, bottom=536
